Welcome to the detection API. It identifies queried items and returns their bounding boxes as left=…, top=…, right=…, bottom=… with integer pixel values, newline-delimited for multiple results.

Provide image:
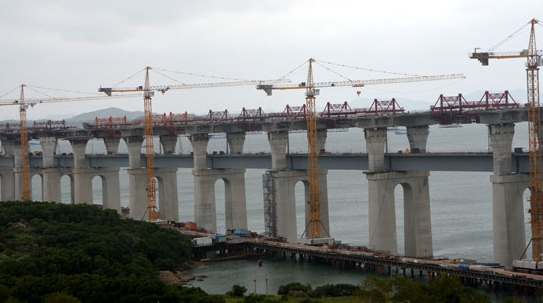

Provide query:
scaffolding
left=262, top=171, right=277, bottom=237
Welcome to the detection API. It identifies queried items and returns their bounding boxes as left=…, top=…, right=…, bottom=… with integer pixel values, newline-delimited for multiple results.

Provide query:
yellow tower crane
left=471, top=18, right=543, bottom=262
left=99, top=67, right=287, bottom=221
left=0, top=85, right=140, bottom=200
left=257, top=58, right=465, bottom=240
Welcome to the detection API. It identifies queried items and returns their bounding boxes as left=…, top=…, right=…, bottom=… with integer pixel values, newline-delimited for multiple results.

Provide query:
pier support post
left=71, top=139, right=93, bottom=204
left=364, top=128, right=387, bottom=172
left=155, top=167, right=179, bottom=221
left=193, top=169, right=248, bottom=233
left=268, top=131, right=288, bottom=170
left=366, top=171, right=433, bottom=257
left=406, top=126, right=429, bottom=153
left=227, top=133, right=245, bottom=154
left=103, top=137, right=120, bottom=155
left=41, top=137, right=61, bottom=202
left=125, top=136, right=147, bottom=219
left=0, top=167, right=15, bottom=201
left=488, top=123, right=530, bottom=267
left=160, top=135, right=178, bottom=155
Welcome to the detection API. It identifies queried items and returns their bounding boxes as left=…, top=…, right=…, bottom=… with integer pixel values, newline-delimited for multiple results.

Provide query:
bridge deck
left=0, top=152, right=529, bottom=173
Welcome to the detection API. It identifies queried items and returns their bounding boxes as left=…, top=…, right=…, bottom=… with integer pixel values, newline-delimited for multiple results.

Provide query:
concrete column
left=227, top=133, right=245, bottom=154
left=2, top=141, right=14, bottom=156
left=12, top=141, right=24, bottom=200
left=224, top=170, right=248, bottom=231
left=0, top=167, right=15, bottom=201
left=193, top=169, right=247, bottom=233
left=40, top=137, right=57, bottom=167
left=70, top=139, right=92, bottom=204
left=155, top=167, right=179, bottom=221
left=488, top=123, right=514, bottom=175
left=367, top=172, right=397, bottom=255
left=406, top=126, right=429, bottom=153
left=124, top=136, right=144, bottom=169
left=403, top=173, right=433, bottom=257
left=100, top=168, right=121, bottom=213
left=73, top=168, right=93, bottom=204
left=160, top=135, right=177, bottom=155
left=40, top=137, right=61, bottom=202
left=103, top=137, right=120, bottom=155
left=190, top=134, right=210, bottom=170
left=366, top=171, right=433, bottom=257
left=364, top=128, right=387, bottom=172
left=70, top=140, right=87, bottom=169
left=264, top=170, right=329, bottom=242
left=318, top=170, right=331, bottom=237
left=271, top=170, right=302, bottom=242
left=268, top=131, right=288, bottom=170
left=317, top=129, right=327, bottom=153
left=491, top=174, right=529, bottom=267
left=42, top=168, right=61, bottom=202
left=127, top=169, right=147, bottom=220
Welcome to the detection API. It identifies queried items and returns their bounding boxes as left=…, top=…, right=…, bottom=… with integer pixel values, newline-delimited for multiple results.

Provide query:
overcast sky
left=0, top=0, right=541, bottom=120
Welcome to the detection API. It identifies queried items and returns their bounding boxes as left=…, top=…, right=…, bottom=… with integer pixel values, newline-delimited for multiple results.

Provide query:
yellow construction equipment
left=0, top=85, right=140, bottom=201
left=258, top=58, right=465, bottom=240
left=471, top=18, right=542, bottom=262
left=99, top=67, right=288, bottom=221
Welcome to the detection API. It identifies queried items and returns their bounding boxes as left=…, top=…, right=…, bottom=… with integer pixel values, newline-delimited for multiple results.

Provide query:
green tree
left=227, top=284, right=248, bottom=297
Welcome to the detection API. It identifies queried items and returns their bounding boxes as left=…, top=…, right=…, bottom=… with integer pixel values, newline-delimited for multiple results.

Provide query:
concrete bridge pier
left=155, top=167, right=179, bottom=221
left=406, top=126, right=429, bottom=153
left=125, top=136, right=147, bottom=219
left=160, top=135, right=177, bottom=154
left=227, top=133, right=245, bottom=154
left=264, top=130, right=330, bottom=242
left=193, top=168, right=248, bottom=233
left=365, top=127, right=433, bottom=257
left=192, top=133, right=248, bottom=233
left=364, top=128, right=387, bottom=171
left=103, top=137, right=120, bottom=155
left=265, top=170, right=330, bottom=242
left=40, top=137, right=61, bottom=202
left=0, top=141, right=15, bottom=201
left=0, top=167, right=15, bottom=201
left=11, top=141, right=25, bottom=200
left=366, top=171, right=432, bottom=257
left=71, top=139, right=93, bottom=204
left=488, top=123, right=529, bottom=267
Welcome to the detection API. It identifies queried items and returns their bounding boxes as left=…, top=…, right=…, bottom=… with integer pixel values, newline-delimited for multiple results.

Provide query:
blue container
left=233, top=231, right=248, bottom=236
left=215, top=234, right=227, bottom=243
left=514, top=147, right=523, bottom=153
left=458, top=264, right=470, bottom=270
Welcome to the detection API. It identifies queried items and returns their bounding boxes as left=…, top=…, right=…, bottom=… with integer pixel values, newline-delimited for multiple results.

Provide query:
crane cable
left=488, top=21, right=531, bottom=51
left=150, top=68, right=188, bottom=86
left=315, top=59, right=421, bottom=77
left=314, top=61, right=352, bottom=82
left=0, top=85, right=22, bottom=99
left=111, top=67, right=147, bottom=88
left=25, top=84, right=102, bottom=96
left=152, top=67, right=251, bottom=82
left=279, top=59, right=310, bottom=80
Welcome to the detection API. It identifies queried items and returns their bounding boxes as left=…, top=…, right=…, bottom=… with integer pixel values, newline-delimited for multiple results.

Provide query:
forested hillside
left=0, top=201, right=221, bottom=303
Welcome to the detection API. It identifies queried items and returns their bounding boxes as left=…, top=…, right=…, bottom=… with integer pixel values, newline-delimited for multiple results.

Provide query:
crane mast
left=304, top=59, right=327, bottom=239
left=526, top=19, right=542, bottom=262
left=19, top=85, right=31, bottom=200
left=143, top=67, right=159, bottom=221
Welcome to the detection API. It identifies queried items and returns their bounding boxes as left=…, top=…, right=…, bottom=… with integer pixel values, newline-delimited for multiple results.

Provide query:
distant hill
left=66, top=107, right=145, bottom=124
